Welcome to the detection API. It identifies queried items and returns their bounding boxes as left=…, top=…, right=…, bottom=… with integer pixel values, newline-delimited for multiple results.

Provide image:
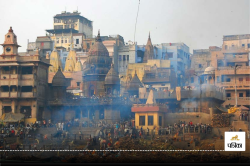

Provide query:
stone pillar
left=31, top=101, right=37, bottom=119
left=209, top=108, right=214, bottom=119
left=95, top=110, right=99, bottom=120
left=0, top=101, right=3, bottom=116
left=17, top=105, right=21, bottom=113
left=104, top=108, right=112, bottom=124
left=11, top=100, right=16, bottom=113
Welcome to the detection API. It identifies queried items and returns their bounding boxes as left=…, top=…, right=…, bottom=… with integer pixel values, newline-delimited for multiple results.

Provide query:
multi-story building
left=137, top=41, right=191, bottom=86
left=190, top=35, right=250, bottom=109
left=0, top=27, right=50, bottom=122
left=222, top=34, right=250, bottom=65
left=211, top=47, right=250, bottom=108
left=46, top=10, right=93, bottom=49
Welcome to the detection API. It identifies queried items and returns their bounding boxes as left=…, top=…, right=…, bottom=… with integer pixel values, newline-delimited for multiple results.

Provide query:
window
left=168, top=52, right=173, bottom=58
left=123, top=55, right=126, bottom=61
left=226, top=93, right=231, bottom=97
left=159, top=116, right=162, bottom=126
left=242, top=44, right=245, bottom=47
left=191, top=77, right=194, bottom=83
left=199, top=64, right=202, bottom=68
left=207, top=61, right=210, bottom=66
left=54, top=25, right=63, bottom=29
left=239, top=93, right=243, bottom=97
left=65, top=39, right=67, bottom=43
left=76, top=39, right=79, bottom=44
left=82, top=110, right=88, bottom=118
left=248, top=44, right=250, bottom=48
left=217, top=76, right=220, bottom=83
left=56, top=38, right=59, bottom=44
left=148, top=116, right=153, bottom=126
left=21, top=67, right=33, bottom=74
left=99, top=109, right=104, bottom=119
left=21, top=86, right=32, bottom=92
left=232, top=44, right=235, bottom=48
left=61, top=40, right=63, bottom=43
left=226, top=78, right=231, bottom=82
left=139, top=116, right=145, bottom=126
left=64, top=25, right=70, bottom=29
left=246, top=77, right=250, bottom=81
left=225, top=45, right=228, bottom=50
left=239, top=78, right=243, bottom=82
left=246, top=91, right=250, bottom=97
left=127, top=55, right=129, bottom=61
left=77, top=82, right=80, bottom=86
left=119, top=55, right=122, bottom=61
left=87, top=43, right=90, bottom=49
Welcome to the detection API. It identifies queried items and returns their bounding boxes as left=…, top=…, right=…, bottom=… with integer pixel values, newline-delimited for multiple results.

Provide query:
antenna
left=65, top=7, right=66, bottom=12
left=134, top=0, right=140, bottom=44
left=77, top=6, right=78, bottom=11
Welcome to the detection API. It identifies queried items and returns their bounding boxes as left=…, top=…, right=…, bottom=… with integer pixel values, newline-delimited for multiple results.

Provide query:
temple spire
left=96, top=29, right=102, bottom=42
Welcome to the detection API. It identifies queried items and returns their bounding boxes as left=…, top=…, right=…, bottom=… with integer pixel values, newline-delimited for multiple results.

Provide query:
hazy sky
left=0, top=0, right=249, bottom=53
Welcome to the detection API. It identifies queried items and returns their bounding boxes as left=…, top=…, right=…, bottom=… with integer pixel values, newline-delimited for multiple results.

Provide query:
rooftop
left=223, top=34, right=250, bottom=41
left=54, top=11, right=92, bottom=22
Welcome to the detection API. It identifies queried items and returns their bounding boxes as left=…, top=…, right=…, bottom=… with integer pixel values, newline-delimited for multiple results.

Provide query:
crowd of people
left=239, top=112, right=249, bottom=121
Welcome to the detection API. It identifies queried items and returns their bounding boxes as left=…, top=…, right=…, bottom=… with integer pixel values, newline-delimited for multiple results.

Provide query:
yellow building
left=131, top=89, right=168, bottom=133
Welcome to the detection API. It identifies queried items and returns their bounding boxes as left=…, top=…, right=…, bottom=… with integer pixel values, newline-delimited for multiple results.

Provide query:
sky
left=0, top=0, right=249, bottom=53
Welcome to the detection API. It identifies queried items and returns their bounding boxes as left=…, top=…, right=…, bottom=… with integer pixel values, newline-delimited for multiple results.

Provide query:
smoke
left=180, top=98, right=198, bottom=109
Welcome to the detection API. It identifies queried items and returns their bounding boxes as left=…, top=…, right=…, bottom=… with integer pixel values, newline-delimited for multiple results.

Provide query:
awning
left=1, top=113, right=25, bottom=123
left=0, top=63, right=19, bottom=66
left=239, top=105, right=249, bottom=111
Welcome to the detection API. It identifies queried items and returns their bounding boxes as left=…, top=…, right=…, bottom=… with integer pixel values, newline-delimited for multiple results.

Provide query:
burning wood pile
left=211, top=113, right=231, bottom=127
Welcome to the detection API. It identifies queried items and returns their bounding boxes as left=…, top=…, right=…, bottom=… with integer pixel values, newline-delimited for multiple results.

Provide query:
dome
left=204, top=66, right=215, bottom=75
left=52, top=67, right=68, bottom=86
left=105, top=63, right=120, bottom=85
left=83, top=30, right=111, bottom=76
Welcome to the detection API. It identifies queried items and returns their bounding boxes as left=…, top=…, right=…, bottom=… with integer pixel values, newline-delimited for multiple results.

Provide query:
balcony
left=217, top=66, right=250, bottom=75
left=10, top=92, right=18, bottom=97
left=1, top=74, right=10, bottom=79
left=223, top=97, right=250, bottom=106
left=142, top=77, right=170, bottom=83
left=221, top=81, right=250, bottom=86
left=19, top=80, right=35, bottom=86
left=0, top=80, right=10, bottom=86
left=225, top=55, right=248, bottom=63
left=220, top=81, right=250, bottom=90
left=20, top=92, right=35, bottom=98
left=21, top=74, right=34, bottom=80
left=0, top=92, right=9, bottom=97
left=177, top=58, right=183, bottom=63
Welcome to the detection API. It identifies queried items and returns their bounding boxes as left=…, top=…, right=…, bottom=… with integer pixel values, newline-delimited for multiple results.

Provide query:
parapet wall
left=164, top=112, right=211, bottom=125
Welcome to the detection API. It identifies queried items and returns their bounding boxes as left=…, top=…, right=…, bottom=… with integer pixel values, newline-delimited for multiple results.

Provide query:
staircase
left=232, top=121, right=249, bottom=131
